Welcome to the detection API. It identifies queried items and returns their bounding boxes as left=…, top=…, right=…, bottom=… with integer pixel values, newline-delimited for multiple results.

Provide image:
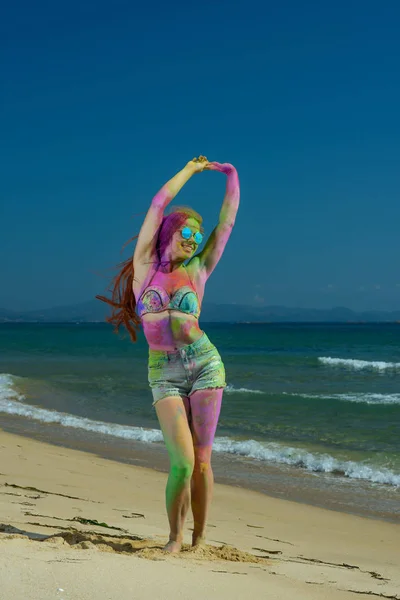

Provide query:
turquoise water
left=1, top=322, right=399, bottom=501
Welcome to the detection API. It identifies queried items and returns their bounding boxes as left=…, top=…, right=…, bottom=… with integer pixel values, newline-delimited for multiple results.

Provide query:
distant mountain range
left=1, top=300, right=399, bottom=323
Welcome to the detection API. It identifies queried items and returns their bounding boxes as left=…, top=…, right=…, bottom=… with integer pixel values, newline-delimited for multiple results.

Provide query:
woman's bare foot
left=163, top=539, right=182, bottom=553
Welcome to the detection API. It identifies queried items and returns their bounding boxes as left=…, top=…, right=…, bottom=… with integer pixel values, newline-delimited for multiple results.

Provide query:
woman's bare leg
left=155, top=396, right=194, bottom=553
left=184, top=388, right=223, bottom=546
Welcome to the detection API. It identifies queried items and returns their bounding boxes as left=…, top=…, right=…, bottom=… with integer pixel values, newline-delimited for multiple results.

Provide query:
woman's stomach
left=141, top=310, right=204, bottom=350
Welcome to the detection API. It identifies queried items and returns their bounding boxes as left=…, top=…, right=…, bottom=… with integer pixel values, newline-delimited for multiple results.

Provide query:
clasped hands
left=188, top=155, right=235, bottom=175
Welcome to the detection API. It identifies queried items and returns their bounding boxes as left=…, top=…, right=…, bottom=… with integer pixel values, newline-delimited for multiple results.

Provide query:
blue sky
left=1, top=0, right=399, bottom=311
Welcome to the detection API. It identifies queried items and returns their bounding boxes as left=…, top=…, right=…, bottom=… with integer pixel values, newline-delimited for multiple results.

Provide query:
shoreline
left=1, top=426, right=399, bottom=600
left=1, top=413, right=399, bottom=525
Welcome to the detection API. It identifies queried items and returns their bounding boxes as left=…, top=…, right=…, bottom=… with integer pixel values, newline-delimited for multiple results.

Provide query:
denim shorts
left=148, top=332, right=227, bottom=405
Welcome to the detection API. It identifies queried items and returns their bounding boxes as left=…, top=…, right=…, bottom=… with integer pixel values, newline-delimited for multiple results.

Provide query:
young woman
left=97, top=155, right=240, bottom=553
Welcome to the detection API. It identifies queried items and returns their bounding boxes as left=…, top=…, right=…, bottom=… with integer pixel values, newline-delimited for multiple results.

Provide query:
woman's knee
left=171, top=457, right=194, bottom=481
left=193, top=446, right=212, bottom=472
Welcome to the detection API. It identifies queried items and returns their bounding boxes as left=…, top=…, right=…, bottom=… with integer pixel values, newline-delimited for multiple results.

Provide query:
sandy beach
left=1, top=429, right=399, bottom=600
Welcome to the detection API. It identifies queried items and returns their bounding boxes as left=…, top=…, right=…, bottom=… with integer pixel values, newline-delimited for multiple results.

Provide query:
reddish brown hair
left=96, top=205, right=203, bottom=342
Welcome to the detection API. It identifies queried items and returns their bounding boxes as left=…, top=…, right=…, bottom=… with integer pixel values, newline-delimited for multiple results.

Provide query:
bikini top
left=137, top=265, right=201, bottom=319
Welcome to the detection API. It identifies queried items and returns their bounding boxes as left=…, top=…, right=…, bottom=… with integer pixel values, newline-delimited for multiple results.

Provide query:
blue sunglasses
left=181, top=226, right=203, bottom=245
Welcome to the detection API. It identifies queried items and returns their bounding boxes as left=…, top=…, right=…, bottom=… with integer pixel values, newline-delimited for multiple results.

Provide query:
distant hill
left=1, top=300, right=399, bottom=323
left=0, top=300, right=107, bottom=323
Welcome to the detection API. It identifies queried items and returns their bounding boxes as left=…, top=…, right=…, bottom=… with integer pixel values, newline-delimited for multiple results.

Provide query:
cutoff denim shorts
left=148, top=332, right=227, bottom=405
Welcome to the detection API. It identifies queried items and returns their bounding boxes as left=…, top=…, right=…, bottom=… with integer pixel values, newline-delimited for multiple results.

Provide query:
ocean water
left=1, top=322, right=399, bottom=520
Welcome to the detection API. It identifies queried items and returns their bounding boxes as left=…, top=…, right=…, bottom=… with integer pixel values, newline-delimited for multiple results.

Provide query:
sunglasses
left=181, top=226, right=203, bottom=245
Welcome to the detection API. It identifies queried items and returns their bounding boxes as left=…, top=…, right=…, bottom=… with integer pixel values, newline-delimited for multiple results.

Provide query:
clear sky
left=1, top=0, right=399, bottom=312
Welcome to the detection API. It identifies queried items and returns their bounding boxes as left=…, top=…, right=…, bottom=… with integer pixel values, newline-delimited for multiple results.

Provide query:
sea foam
left=282, top=391, right=400, bottom=405
left=225, top=384, right=264, bottom=394
left=1, top=373, right=399, bottom=488
left=319, top=357, right=400, bottom=371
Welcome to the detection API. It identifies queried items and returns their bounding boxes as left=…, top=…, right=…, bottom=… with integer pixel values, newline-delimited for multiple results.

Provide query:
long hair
left=96, top=205, right=203, bottom=342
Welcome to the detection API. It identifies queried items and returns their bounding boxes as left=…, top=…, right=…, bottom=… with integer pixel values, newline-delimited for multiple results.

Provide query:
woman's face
left=169, top=217, right=202, bottom=261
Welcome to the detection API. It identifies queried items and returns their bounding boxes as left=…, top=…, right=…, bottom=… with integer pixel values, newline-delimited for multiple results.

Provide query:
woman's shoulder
left=185, top=256, right=200, bottom=275
left=186, top=256, right=207, bottom=286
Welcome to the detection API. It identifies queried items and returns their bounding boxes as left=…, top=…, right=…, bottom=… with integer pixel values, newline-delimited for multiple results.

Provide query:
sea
left=1, top=322, right=399, bottom=522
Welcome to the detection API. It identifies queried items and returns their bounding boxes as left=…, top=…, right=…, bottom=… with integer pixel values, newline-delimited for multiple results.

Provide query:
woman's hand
left=186, top=155, right=210, bottom=173
left=206, top=161, right=236, bottom=175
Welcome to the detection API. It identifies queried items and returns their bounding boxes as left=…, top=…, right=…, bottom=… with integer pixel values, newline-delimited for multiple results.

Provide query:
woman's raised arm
left=195, top=162, right=240, bottom=278
left=133, top=157, right=208, bottom=264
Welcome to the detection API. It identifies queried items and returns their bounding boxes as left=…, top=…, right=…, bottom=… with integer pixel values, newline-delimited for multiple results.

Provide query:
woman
left=97, top=155, right=240, bottom=553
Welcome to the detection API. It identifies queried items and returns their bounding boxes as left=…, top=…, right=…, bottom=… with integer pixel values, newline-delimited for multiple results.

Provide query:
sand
left=0, top=429, right=399, bottom=600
